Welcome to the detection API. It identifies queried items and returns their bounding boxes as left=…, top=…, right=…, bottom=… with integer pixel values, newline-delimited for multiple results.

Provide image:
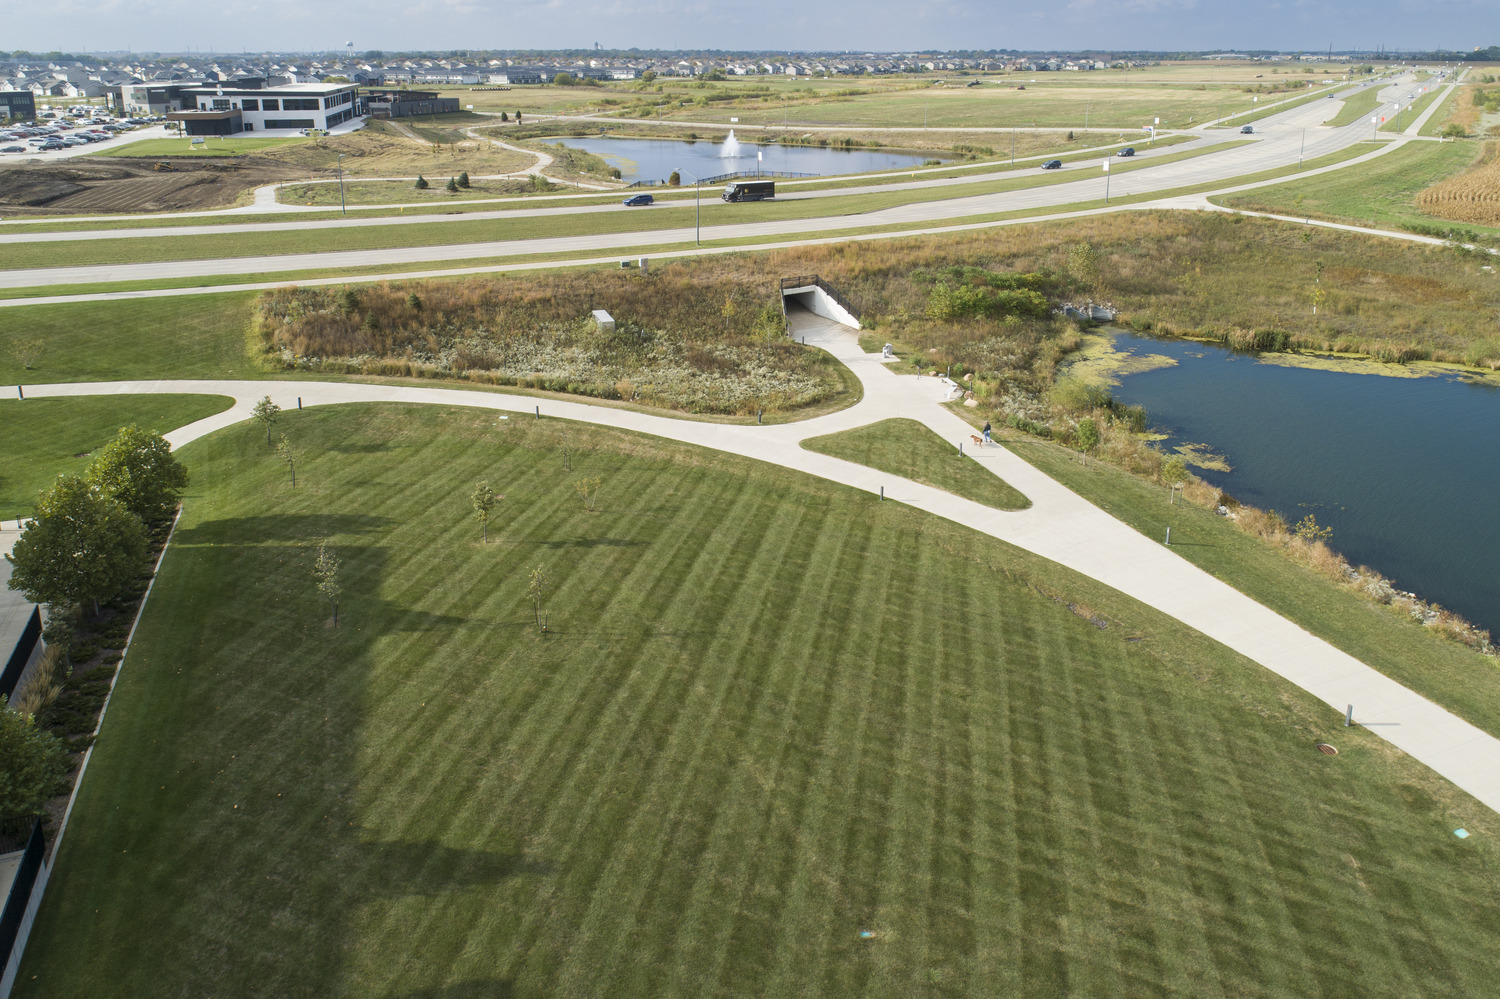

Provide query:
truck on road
left=721, top=180, right=775, bottom=202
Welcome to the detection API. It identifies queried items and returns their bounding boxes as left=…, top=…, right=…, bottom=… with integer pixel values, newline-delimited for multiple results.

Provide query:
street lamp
left=678, top=167, right=701, bottom=245
left=337, top=153, right=346, bottom=215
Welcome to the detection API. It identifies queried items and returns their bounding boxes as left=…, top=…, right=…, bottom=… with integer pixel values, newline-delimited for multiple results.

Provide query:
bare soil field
left=0, top=158, right=309, bottom=215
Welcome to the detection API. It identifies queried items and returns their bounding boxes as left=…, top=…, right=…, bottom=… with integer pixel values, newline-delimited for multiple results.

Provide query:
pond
left=1103, top=330, right=1500, bottom=635
left=555, top=131, right=943, bottom=183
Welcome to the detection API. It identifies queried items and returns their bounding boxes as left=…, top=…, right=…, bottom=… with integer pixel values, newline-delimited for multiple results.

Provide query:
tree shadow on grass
left=383, top=980, right=516, bottom=999
left=174, top=513, right=395, bottom=546
left=530, top=536, right=647, bottom=550
left=359, top=839, right=557, bottom=896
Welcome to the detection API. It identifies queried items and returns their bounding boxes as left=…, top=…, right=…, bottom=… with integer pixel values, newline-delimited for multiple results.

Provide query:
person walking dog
left=982, top=420, right=992, bottom=445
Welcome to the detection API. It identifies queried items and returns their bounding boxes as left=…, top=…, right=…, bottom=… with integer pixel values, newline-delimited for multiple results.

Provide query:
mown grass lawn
left=993, top=424, right=1500, bottom=741
left=16, top=403, right=1499, bottom=998
left=90, top=136, right=311, bottom=158
left=803, top=417, right=1029, bottom=510
left=1214, top=141, right=1500, bottom=239
left=0, top=294, right=259, bottom=385
left=0, top=394, right=233, bottom=518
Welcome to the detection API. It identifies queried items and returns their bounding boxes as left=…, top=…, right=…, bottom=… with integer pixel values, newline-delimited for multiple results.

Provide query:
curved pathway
left=18, top=308, right=1500, bottom=817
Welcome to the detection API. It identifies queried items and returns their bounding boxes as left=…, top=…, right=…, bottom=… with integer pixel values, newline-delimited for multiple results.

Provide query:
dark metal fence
left=627, top=169, right=817, bottom=189
left=779, top=275, right=860, bottom=321
left=0, top=607, right=40, bottom=703
left=0, top=820, right=44, bottom=971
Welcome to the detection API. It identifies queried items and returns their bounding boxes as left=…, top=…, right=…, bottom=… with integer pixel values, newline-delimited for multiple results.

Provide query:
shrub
left=457, top=171, right=470, bottom=188
left=414, top=174, right=429, bottom=190
left=446, top=176, right=459, bottom=192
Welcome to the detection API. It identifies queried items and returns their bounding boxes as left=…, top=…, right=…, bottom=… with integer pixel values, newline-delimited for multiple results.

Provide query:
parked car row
left=0, top=113, right=148, bottom=153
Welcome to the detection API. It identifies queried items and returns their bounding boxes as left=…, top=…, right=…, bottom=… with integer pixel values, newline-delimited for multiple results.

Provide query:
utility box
left=639, top=257, right=649, bottom=275
left=591, top=310, right=615, bottom=332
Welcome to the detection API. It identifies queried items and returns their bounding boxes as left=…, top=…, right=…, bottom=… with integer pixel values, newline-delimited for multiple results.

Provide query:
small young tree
left=337, top=288, right=360, bottom=314
left=415, top=174, right=430, bottom=189
left=457, top=171, right=470, bottom=188
left=515, top=110, right=523, bottom=123
left=471, top=480, right=500, bottom=542
left=313, top=540, right=342, bottom=627
left=446, top=176, right=459, bottom=192
left=500, top=111, right=509, bottom=121
left=721, top=292, right=738, bottom=333
left=6, top=475, right=147, bottom=615
left=1294, top=514, right=1333, bottom=544
left=252, top=396, right=281, bottom=445
left=1075, top=418, right=1100, bottom=464
left=0, top=704, right=70, bottom=827
left=527, top=565, right=549, bottom=634
left=276, top=434, right=298, bottom=487
left=85, top=424, right=190, bottom=526
left=405, top=291, right=423, bottom=311
left=574, top=476, right=602, bottom=513
left=668, top=170, right=681, bottom=186
left=10, top=335, right=46, bottom=370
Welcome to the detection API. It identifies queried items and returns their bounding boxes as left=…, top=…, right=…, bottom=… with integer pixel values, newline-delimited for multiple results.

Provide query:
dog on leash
left=970, top=435, right=984, bottom=446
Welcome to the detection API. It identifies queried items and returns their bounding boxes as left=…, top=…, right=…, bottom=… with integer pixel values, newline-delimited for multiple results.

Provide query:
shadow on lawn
left=384, top=980, right=516, bottom=999
left=175, top=512, right=396, bottom=545
left=361, top=840, right=556, bottom=895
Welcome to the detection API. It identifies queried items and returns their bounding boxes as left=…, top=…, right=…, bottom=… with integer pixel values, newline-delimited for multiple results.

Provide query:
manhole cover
left=1316, top=743, right=1338, bottom=756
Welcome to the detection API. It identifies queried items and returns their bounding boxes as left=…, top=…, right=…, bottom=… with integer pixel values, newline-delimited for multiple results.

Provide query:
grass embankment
left=278, top=176, right=559, bottom=207
left=1419, top=84, right=1470, bottom=137
left=16, top=403, right=1499, bottom=997
left=994, top=426, right=1500, bottom=739
left=0, top=395, right=233, bottom=519
left=0, top=295, right=258, bottom=385
left=1322, top=87, right=1385, bottom=128
left=1215, top=140, right=1500, bottom=241
left=801, top=418, right=1029, bottom=510
left=0, top=140, right=1245, bottom=273
left=91, top=136, right=308, bottom=158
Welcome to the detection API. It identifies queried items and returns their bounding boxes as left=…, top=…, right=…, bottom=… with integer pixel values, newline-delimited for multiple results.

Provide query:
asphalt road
left=0, top=70, right=1459, bottom=291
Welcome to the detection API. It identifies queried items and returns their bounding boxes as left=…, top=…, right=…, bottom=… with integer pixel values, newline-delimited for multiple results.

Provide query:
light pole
left=337, top=153, right=346, bottom=215
left=1010, top=126, right=1015, bottom=166
left=679, top=167, right=701, bottom=245
left=1299, top=128, right=1305, bottom=168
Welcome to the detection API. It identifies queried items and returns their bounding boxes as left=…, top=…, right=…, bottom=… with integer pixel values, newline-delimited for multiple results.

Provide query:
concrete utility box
left=592, top=310, right=615, bottom=332
left=639, top=258, right=649, bottom=275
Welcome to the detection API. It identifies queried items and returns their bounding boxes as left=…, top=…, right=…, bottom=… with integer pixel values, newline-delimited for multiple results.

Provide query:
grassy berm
left=17, top=403, right=1497, bottom=999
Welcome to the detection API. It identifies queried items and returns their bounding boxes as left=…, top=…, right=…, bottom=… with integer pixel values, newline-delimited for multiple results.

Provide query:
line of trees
left=2, top=424, right=188, bottom=829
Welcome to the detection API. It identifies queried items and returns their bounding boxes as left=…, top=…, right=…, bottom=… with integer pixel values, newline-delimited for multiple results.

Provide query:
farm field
left=13, top=402, right=1499, bottom=998
left=1214, top=140, right=1500, bottom=239
left=1414, top=140, right=1500, bottom=226
left=0, top=394, right=234, bottom=519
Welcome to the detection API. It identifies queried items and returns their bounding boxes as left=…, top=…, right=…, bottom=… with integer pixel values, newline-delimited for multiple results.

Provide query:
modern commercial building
left=166, top=81, right=364, bottom=135
left=0, top=90, right=37, bottom=121
left=363, top=88, right=459, bottom=118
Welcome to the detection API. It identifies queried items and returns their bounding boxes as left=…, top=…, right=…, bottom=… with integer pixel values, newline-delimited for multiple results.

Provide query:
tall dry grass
left=1416, top=141, right=1500, bottom=227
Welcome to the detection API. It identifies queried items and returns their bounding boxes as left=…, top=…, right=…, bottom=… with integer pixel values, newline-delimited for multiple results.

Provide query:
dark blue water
left=1107, top=331, right=1500, bottom=634
left=558, top=135, right=940, bottom=183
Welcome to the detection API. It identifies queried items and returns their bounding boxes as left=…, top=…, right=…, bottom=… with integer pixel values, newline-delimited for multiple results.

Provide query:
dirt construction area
left=0, top=157, right=315, bottom=215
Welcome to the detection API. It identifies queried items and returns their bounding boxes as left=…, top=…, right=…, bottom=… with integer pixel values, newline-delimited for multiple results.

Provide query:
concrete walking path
left=18, top=308, right=1500, bottom=816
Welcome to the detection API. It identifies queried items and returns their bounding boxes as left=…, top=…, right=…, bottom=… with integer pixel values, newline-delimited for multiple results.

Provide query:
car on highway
left=1240, top=125, right=1255, bottom=134
left=1116, top=147, right=1135, bottom=157
left=622, top=193, right=655, bottom=206
left=1041, top=159, right=1063, bottom=170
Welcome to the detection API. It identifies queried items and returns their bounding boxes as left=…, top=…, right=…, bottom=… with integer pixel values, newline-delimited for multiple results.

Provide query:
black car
left=1041, top=160, right=1063, bottom=170
left=1116, top=147, right=1135, bottom=157
left=622, top=193, right=654, bottom=206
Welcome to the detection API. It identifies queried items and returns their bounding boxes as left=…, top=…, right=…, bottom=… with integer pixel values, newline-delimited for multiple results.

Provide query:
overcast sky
left=10, top=0, right=1497, bottom=57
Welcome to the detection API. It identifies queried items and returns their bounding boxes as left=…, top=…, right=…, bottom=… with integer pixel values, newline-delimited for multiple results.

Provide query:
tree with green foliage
left=85, top=424, right=189, bottom=526
left=405, top=292, right=423, bottom=311
left=313, top=540, right=342, bottom=627
left=553, top=72, right=577, bottom=86
left=252, top=396, right=281, bottom=445
left=1075, top=418, right=1100, bottom=463
left=0, top=703, right=70, bottom=826
left=1439, top=123, right=1467, bottom=139
left=6, top=475, right=147, bottom=615
left=1294, top=514, right=1333, bottom=544
left=471, top=481, right=500, bottom=542
left=446, top=176, right=459, bottom=192
left=275, top=434, right=298, bottom=487
left=574, top=476, right=602, bottom=513
left=457, top=171, right=470, bottom=188
left=668, top=170, right=681, bottom=186
left=415, top=174, right=430, bottom=190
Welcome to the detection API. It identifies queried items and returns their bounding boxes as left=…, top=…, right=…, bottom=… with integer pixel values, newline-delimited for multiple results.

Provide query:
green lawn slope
left=16, top=403, right=1497, bottom=999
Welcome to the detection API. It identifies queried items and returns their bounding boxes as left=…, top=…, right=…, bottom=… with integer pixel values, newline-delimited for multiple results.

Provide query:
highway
left=0, top=70, right=1460, bottom=292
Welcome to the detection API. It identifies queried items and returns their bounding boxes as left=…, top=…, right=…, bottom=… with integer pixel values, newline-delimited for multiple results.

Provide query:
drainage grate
left=1316, top=743, right=1339, bottom=756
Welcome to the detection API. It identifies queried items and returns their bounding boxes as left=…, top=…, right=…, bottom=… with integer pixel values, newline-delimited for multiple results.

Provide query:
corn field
left=1415, top=141, right=1500, bottom=226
